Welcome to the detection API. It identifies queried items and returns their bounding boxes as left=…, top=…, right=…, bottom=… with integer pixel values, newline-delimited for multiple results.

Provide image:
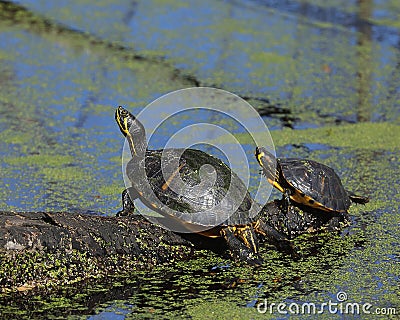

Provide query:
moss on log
left=0, top=200, right=349, bottom=292
left=0, top=211, right=194, bottom=292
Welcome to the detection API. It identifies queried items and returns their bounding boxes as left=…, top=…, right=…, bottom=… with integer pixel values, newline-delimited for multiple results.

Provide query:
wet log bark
left=0, top=211, right=194, bottom=292
left=0, top=201, right=348, bottom=292
left=0, top=211, right=192, bottom=256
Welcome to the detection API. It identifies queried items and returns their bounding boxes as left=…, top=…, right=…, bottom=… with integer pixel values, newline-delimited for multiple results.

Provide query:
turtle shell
left=278, top=158, right=351, bottom=213
left=126, top=148, right=260, bottom=234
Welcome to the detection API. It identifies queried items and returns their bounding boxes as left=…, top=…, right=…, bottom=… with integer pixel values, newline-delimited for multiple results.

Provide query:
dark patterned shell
left=126, top=148, right=260, bottom=227
left=279, top=158, right=351, bottom=213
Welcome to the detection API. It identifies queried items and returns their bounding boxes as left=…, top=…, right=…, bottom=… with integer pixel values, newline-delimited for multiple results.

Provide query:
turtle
left=115, top=106, right=296, bottom=265
left=255, top=147, right=369, bottom=217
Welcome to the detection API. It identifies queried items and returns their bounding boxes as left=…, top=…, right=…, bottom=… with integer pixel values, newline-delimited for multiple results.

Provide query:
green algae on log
left=0, top=211, right=193, bottom=292
left=0, top=198, right=353, bottom=293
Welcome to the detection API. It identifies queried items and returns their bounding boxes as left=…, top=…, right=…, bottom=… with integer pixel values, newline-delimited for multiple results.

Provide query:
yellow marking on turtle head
left=256, top=150, right=265, bottom=166
left=257, top=149, right=280, bottom=186
left=123, top=118, right=137, bottom=156
left=116, top=107, right=137, bottom=156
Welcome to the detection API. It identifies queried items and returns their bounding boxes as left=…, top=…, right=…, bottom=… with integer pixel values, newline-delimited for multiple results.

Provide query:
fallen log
left=0, top=211, right=194, bottom=292
left=0, top=200, right=349, bottom=292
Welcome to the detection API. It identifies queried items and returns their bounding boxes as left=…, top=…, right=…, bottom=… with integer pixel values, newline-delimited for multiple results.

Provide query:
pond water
left=0, top=0, right=399, bottom=319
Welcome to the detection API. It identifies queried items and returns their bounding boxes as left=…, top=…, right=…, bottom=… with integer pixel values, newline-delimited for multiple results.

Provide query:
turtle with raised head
left=115, top=106, right=296, bottom=265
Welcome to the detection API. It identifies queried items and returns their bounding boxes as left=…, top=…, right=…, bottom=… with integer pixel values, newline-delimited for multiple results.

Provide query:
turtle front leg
left=254, top=219, right=301, bottom=259
left=282, top=189, right=291, bottom=214
left=117, top=187, right=139, bottom=217
left=221, top=227, right=263, bottom=266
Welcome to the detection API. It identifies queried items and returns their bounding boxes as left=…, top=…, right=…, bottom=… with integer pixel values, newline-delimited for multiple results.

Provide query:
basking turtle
left=255, top=147, right=369, bottom=215
left=115, top=106, right=296, bottom=265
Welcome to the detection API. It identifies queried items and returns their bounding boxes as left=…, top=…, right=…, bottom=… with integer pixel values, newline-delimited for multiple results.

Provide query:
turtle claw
left=117, top=188, right=136, bottom=217
left=222, top=227, right=263, bottom=266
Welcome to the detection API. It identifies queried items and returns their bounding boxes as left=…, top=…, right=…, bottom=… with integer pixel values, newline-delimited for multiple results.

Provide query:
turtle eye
left=117, top=106, right=128, bottom=117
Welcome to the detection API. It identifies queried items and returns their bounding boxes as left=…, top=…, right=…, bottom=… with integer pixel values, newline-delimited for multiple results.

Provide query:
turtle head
left=255, top=147, right=278, bottom=183
left=115, top=106, right=146, bottom=156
